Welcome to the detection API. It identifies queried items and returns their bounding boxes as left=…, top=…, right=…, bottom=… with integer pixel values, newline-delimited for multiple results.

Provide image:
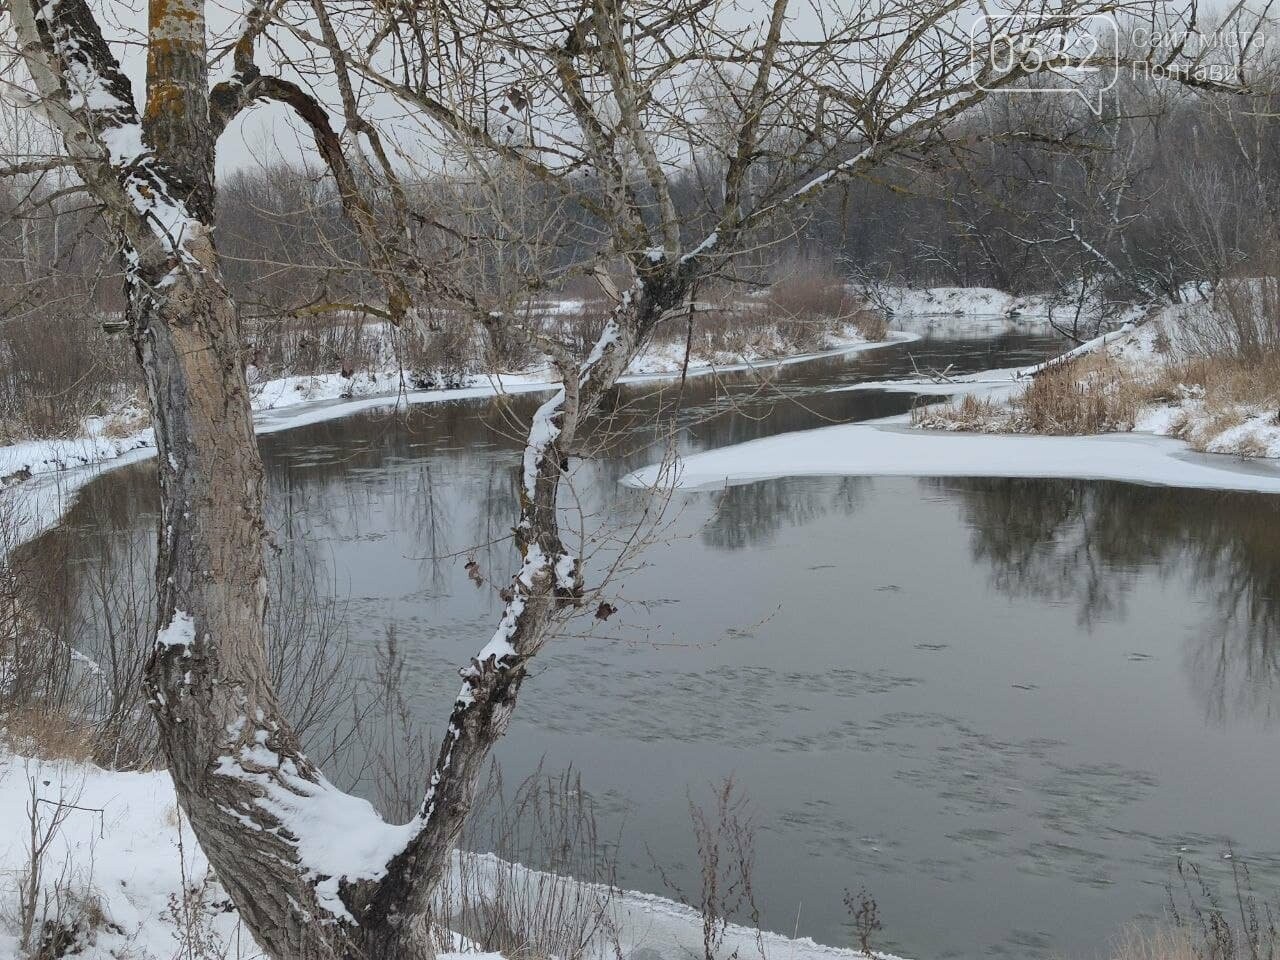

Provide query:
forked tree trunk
left=14, top=0, right=611, bottom=951
left=131, top=237, right=365, bottom=958
left=12, top=0, right=824, bottom=953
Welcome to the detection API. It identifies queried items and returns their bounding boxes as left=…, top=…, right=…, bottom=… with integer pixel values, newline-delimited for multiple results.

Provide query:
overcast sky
left=83, top=0, right=1247, bottom=173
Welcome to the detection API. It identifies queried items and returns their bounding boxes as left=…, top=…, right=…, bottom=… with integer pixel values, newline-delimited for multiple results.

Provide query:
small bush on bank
left=914, top=353, right=1144, bottom=436
left=765, top=262, right=887, bottom=347
left=1151, top=351, right=1280, bottom=417
left=1184, top=275, right=1280, bottom=360
left=911, top=392, right=1004, bottom=430
left=1014, top=353, right=1144, bottom=435
left=0, top=308, right=138, bottom=443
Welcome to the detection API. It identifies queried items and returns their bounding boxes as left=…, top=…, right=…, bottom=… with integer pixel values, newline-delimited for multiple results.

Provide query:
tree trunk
left=134, top=234, right=363, bottom=958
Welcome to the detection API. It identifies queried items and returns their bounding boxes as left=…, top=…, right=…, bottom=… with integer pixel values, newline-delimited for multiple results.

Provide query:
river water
left=30, top=321, right=1280, bottom=959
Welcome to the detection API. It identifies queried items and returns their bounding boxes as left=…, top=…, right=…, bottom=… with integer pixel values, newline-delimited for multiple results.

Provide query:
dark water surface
left=32, top=325, right=1280, bottom=960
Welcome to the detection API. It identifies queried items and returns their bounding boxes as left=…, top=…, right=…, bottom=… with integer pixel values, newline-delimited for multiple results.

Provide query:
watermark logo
left=970, top=13, right=1121, bottom=116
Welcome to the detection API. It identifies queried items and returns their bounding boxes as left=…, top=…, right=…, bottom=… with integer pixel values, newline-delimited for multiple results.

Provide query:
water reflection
left=941, top=477, right=1280, bottom=726
left=702, top=477, right=870, bottom=550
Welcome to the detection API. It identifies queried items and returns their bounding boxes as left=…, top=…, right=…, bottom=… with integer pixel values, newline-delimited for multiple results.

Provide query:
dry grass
left=1106, top=926, right=1199, bottom=960
left=0, top=308, right=137, bottom=443
left=1142, top=349, right=1280, bottom=454
left=1151, top=351, right=1280, bottom=412
left=1014, top=353, right=1145, bottom=435
left=764, top=264, right=887, bottom=346
left=0, top=706, right=96, bottom=764
left=1184, top=275, right=1280, bottom=359
left=917, top=337, right=1280, bottom=457
left=435, top=764, right=621, bottom=960
left=245, top=305, right=496, bottom=387
left=911, top=392, right=1005, bottom=430
left=915, top=353, right=1145, bottom=435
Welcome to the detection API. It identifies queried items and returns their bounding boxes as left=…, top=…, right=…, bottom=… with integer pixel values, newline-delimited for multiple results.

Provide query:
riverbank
left=623, top=300, right=1280, bottom=494
left=0, top=749, right=895, bottom=960
left=0, top=329, right=916, bottom=550
left=909, top=298, right=1280, bottom=459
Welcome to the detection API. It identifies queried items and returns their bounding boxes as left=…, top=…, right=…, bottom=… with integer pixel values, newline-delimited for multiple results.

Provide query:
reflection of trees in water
left=937, top=477, right=1280, bottom=726
left=702, top=477, right=868, bottom=550
left=17, top=475, right=356, bottom=756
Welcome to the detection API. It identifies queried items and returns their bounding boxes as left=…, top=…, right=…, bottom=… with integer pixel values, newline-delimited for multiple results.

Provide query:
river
left=26, top=320, right=1280, bottom=959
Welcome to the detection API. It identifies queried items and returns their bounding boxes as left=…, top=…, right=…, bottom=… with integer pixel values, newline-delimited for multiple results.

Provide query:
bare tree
left=1, top=0, right=1218, bottom=956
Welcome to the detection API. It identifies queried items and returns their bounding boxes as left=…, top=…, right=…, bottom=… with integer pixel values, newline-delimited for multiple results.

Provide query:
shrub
left=911, top=392, right=1005, bottom=430
left=1184, top=276, right=1280, bottom=360
left=766, top=262, right=886, bottom=348
left=0, top=308, right=137, bottom=442
left=1014, top=354, right=1142, bottom=435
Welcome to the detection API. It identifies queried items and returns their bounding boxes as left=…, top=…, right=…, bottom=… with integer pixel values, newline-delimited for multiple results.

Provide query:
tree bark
left=133, top=238, right=362, bottom=957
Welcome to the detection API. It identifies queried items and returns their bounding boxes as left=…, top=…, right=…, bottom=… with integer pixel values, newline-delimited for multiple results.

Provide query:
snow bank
left=861, top=284, right=1149, bottom=334
left=0, top=753, right=251, bottom=959
left=0, top=751, right=893, bottom=960
left=866, top=286, right=1027, bottom=318
left=623, top=422, right=1280, bottom=494
left=861, top=284, right=1118, bottom=320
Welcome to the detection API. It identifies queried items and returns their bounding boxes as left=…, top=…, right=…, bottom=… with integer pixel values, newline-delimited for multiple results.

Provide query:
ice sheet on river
left=623, top=421, right=1280, bottom=494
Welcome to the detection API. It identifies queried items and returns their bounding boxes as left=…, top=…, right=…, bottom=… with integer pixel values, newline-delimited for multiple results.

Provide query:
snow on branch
left=20, top=0, right=204, bottom=268
left=214, top=736, right=417, bottom=924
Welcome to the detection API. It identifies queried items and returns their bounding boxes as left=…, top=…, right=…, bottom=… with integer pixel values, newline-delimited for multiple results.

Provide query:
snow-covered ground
left=0, top=751, right=893, bottom=960
left=864, top=285, right=1035, bottom=318
left=623, top=303, right=1280, bottom=494
left=859, top=283, right=1143, bottom=325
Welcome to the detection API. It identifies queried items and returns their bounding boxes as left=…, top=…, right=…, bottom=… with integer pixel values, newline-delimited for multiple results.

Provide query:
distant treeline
left=3, top=74, right=1280, bottom=328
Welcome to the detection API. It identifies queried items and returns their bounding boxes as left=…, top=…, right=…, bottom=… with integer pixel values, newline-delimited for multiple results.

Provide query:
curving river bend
left=27, top=320, right=1280, bottom=960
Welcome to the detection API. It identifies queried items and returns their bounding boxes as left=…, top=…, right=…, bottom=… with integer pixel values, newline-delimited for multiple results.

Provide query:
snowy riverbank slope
left=860, top=283, right=1144, bottom=325
left=905, top=301, right=1280, bottom=460
left=623, top=303, right=1280, bottom=493
left=0, top=751, right=893, bottom=960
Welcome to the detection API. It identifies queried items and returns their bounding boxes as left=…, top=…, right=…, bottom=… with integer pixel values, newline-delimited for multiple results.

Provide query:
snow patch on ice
left=623, top=422, right=1280, bottom=494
